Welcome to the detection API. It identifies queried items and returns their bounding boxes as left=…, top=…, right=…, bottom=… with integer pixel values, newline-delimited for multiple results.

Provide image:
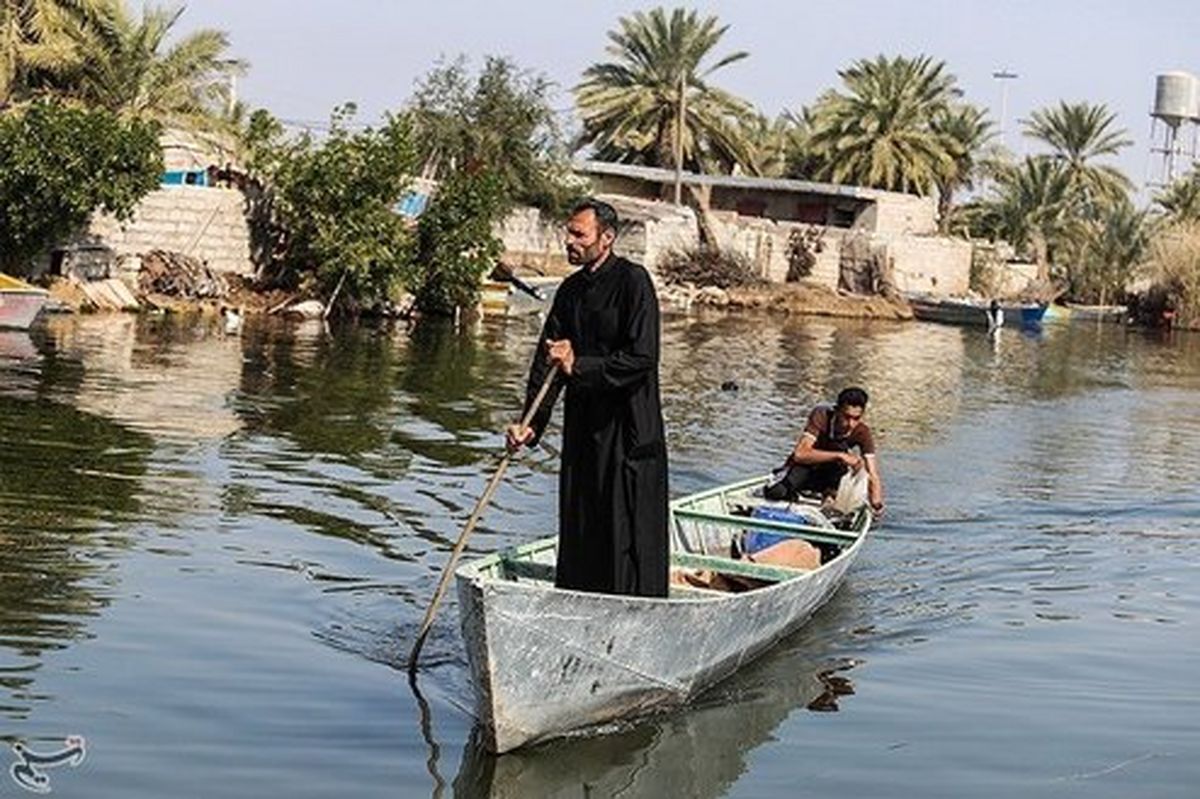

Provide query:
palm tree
left=802, top=55, right=961, bottom=194
left=0, top=0, right=105, bottom=104
left=930, top=103, right=994, bottom=231
left=739, top=111, right=805, bottom=178
left=1154, top=169, right=1200, bottom=223
left=1021, top=101, right=1132, bottom=204
left=1074, top=198, right=1148, bottom=303
left=66, top=2, right=243, bottom=131
left=970, top=156, right=1074, bottom=281
left=575, top=7, right=755, bottom=174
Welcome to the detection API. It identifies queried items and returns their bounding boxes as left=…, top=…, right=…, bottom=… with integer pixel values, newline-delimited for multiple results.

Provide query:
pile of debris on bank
left=45, top=246, right=317, bottom=319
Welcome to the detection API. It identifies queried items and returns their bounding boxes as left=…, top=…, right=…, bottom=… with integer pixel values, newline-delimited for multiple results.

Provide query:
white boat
left=454, top=476, right=873, bottom=753
left=0, top=273, right=48, bottom=330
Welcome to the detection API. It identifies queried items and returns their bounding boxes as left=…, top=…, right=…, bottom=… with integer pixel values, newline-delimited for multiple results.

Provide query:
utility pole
left=993, top=70, right=1018, bottom=152
left=227, top=72, right=238, bottom=117
left=673, top=72, right=686, bottom=206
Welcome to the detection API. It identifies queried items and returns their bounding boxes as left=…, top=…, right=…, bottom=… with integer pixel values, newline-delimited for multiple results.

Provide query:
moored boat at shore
left=906, top=293, right=1047, bottom=328
left=453, top=476, right=872, bottom=753
left=0, top=274, right=49, bottom=330
left=1059, top=304, right=1128, bottom=324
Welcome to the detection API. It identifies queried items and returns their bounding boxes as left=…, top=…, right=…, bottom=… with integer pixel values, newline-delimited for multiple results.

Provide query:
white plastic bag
left=830, top=468, right=869, bottom=515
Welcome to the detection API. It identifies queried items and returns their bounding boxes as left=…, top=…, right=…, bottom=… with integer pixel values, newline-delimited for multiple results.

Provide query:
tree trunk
left=686, top=184, right=719, bottom=247
left=937, top=185, right=954, bottom=234
left=1032, top=233, right=1050, bottom=283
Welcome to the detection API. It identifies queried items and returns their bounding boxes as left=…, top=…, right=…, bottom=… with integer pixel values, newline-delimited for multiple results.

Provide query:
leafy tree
left=1154, top=168, right=1200, bottom=223
left=1021, top=101, right=1131, bottom=204
left=575, top=6, right=755, bottom=174
left=802, top=55, right=961, bottom=194
left=66, top=1, right=243, bottom=131
left=411, top=168, right=508, bottom=314
left=0, top=99, right=161, bottom=273
left=246, top=105, right=418, bottom=307
left=409, top=55, right=572, bottom=211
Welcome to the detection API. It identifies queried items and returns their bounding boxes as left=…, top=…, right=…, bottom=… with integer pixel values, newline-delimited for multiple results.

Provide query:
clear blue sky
left=181, top=0, right=1200, bottom=192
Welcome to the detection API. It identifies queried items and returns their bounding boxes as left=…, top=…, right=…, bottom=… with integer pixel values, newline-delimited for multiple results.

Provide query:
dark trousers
left=764, top=461, right=846, bottom=502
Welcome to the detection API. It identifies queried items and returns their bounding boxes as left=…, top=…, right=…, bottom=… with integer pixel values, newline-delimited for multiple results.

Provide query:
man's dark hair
left=570, top=198, right=619, bottom=234
left=837, top=386, right=869, bottom=409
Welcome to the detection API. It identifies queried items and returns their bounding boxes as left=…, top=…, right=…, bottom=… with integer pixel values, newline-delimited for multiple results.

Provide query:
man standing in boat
left=506, top=199, right=669, bottom=597
left=764, top=387, right=885, bottom=515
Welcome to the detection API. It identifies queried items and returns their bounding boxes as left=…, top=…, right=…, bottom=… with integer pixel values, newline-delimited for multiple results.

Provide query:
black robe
left=523, top=254, right=669, bottom=597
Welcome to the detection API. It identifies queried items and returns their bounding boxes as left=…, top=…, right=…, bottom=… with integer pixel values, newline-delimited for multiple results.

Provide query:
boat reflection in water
left=449, top=600, right=863, bottom=799
left=0, top=329, right=37, bottom=362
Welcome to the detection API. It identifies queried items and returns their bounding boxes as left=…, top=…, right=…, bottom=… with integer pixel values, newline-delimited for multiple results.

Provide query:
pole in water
left=407, top=365, right=559, bottom=673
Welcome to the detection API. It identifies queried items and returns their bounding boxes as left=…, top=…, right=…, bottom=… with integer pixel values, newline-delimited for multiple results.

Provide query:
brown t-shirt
left=802, top=405, right=876, bottom=455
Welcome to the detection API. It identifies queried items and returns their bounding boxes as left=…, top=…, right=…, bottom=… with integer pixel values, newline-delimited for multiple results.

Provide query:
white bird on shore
left=221, top=305, right=243, bottom=335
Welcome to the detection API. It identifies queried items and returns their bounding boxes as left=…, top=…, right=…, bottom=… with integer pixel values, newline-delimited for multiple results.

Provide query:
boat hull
left=455, top=481, right=869, bottom=753
left=908, top=296, right=1046, bottom=328
left=1063, top=304, right=1127, bottom=324
left=0, top=288, right=48, bottom=330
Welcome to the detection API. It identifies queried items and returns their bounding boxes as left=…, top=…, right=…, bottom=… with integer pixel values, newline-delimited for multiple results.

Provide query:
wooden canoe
left=454, top=476, right=873, bottom=753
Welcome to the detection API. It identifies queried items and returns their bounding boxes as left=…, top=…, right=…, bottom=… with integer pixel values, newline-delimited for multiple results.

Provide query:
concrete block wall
left=882, top=235, right=973, bottom=295
left=636, top=217, right=698, bottom=278
left=497, top=199, right=697, bottom=280
left=990, top=261, right=1039, bottom=297
left=707, top=213, right=842, bottom=288
left=496, top=207, right=569, bottom=273
left=497, top=199, right=972, bottom=298
left=88, top=186, right=254, bottom=276
left=859, top=193, right=939, bottom=236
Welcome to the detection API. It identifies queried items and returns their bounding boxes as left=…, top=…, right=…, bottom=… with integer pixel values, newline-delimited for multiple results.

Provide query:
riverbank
left=661, top=280, right=914, bottom=320
left=44, top=271, right=914, bottom=323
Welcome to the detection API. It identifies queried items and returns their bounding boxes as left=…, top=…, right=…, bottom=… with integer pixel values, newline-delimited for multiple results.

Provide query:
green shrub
left=245, top=105, right=418, bottom=307
left=412, top=170, right=508, bottom=314
left=0, top=101, right=162, bottom=274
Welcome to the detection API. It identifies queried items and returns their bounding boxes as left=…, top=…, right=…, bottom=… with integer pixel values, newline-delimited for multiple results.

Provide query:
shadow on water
left=0, top=356, right=154, bottom=717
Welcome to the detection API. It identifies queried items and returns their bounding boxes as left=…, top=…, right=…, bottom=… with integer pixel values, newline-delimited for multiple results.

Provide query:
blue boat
left=906, top=294, right=1047, bottom=329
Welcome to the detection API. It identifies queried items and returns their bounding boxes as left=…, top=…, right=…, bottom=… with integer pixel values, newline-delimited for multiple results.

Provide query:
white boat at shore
left=454, top=476, right=872, bottom=753
left=1062, top=304, right=1128, bottom=324
left=0, top=273, right=49, bottom=330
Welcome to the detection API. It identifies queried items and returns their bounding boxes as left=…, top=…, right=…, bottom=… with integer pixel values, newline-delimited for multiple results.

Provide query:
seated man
left=764, top=386, right=885, bottom=515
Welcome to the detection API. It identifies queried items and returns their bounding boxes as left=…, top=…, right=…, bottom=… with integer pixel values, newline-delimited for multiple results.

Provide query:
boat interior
left=475, top=477, right=868, bottom=599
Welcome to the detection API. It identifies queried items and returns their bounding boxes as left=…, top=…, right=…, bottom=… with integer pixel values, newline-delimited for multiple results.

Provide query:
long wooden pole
left=406, top=365, right=559, bottom=673
left=673, top=71, right=686, bottom=206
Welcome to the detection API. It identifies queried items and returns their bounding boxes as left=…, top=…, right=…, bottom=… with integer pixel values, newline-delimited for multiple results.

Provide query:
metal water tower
left=1148, top=71, right=1200, bottom=187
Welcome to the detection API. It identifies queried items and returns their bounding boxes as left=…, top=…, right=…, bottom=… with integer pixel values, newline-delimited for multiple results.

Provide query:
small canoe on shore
left=0, top=274, right=49, bottom=330
left=1059, top=304, right=1128, bottom=324
left=454, top=476, right=873, bottom=753
left=906, top=294, right=1047, bottom=328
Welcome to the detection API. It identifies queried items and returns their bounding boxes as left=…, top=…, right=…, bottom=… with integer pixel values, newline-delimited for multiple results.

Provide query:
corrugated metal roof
left=573, top=160, right=903, bottom=202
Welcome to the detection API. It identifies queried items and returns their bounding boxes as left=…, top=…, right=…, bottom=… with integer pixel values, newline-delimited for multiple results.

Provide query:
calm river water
left=1, top=310, right=1197, bottom=798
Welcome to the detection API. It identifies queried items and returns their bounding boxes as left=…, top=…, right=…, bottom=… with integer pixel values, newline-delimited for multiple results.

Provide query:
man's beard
left=567, top=243, right=602, bottom=266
